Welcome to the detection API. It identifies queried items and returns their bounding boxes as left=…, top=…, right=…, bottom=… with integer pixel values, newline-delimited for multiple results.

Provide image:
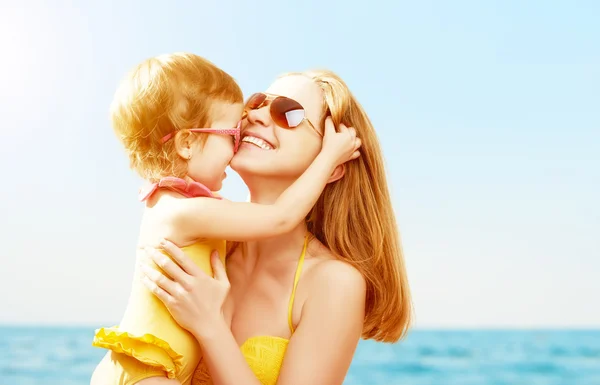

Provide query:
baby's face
left=187, top=102, right=244, bottom=191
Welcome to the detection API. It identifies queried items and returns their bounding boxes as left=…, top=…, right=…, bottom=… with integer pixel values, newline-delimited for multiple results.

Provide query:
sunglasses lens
left=284, top=110, right=304, bottom=127
left=246, top=93, right=267, bottom=109
left=271, top=97, right=305, bottom=128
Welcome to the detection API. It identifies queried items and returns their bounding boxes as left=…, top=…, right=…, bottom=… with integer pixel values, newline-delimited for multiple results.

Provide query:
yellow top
left=192, top=236, right=308, bottom=385
left=92, top=239, right=226, bottom=385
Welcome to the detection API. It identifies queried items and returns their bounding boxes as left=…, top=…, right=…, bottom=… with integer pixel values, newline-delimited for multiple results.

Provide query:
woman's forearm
left=193, top=319, right=262, bottom=385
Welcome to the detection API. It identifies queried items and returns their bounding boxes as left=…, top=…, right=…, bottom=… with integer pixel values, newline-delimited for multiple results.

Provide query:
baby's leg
left=90, top=351, right=165, bottom=385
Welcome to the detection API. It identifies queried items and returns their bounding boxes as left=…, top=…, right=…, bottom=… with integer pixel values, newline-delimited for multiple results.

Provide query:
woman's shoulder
left=295, top=239, right=367, bottom=324
left=304, top=239, right=366, bottom=295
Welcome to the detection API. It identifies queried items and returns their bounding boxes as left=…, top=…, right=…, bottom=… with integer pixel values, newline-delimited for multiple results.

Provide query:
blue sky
left=1, top=0, right=598, bottom=328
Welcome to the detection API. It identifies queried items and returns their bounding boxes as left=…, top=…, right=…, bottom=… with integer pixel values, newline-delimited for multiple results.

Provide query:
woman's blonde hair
left=110, top=52, right=243, bottom=181
left=283, top=70, right=413, bottom=342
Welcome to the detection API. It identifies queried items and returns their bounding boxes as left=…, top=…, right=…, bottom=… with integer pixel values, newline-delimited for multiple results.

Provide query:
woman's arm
left=141, top=243, right=366, bottom=385
left=191, top=318, right=263, bottom=385
left=168, top=119, right=360, bottom=242
left=276, top=261, right=366, bottom=385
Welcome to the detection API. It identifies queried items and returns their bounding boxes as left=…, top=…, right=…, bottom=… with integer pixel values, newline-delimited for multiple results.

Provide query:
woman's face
left=230, top=75, right=324, bottom=182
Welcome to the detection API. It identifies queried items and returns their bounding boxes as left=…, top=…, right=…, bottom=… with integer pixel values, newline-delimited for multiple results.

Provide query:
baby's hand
left=320, top=117, right=361, bottom=166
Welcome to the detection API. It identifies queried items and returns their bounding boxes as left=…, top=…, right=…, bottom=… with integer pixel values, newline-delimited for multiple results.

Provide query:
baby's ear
left=174, top=130, right=195, bottom=159
left=327, top=164, right=345, bottom=184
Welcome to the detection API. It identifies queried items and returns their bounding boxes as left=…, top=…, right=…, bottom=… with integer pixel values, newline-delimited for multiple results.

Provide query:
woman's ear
left=327, top=164, right=345, bottom=184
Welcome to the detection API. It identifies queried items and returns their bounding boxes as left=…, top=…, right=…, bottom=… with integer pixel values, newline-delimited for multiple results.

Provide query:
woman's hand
left=140, top=240, right=230, bottom=339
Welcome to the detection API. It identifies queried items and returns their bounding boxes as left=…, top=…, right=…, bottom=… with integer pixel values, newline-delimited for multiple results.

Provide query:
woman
left=139, top=70, right=412, bottom=385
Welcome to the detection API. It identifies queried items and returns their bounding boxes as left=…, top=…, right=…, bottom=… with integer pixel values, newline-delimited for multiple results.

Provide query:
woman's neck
left=244, top=223, right=307, bottom=263
left=241, top=185, right=309, bottom=265
left=243, top=175, right=297, bottom=204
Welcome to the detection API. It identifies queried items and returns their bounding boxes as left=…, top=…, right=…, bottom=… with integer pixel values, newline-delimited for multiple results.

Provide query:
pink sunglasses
left=160, top=120, right=242, bottom=152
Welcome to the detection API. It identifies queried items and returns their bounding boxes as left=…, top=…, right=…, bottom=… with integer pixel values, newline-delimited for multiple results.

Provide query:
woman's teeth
left=241, top=136, right=273, bottom=150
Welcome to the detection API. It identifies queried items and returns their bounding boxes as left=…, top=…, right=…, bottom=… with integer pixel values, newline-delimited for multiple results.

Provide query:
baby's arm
left=170, top=120, right=360, bottom=242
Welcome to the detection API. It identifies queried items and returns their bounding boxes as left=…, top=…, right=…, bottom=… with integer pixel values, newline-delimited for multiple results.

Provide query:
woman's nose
left=246, top=106, right=271, bottom=127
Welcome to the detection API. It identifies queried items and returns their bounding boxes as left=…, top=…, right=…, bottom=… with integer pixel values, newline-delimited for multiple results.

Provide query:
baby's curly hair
left=110, top=53, right=243, bottom=181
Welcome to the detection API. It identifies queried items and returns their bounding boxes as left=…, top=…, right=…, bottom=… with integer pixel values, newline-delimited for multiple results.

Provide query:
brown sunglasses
left=245, top=92, right=323, bottom=137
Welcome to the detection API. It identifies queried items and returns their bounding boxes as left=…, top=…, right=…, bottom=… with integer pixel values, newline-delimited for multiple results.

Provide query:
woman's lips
left=240, top=135, right=274, bottom=150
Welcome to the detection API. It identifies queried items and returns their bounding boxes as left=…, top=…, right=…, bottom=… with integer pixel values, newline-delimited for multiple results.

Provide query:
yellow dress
left=92, top=177, right=226, bottom=385
left=192, top=235, right=307, bottom=385
left=93, top=240, right=226, bottom=385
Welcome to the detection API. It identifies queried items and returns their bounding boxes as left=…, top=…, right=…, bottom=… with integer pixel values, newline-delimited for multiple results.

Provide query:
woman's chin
left=231, top=143, right=314, bottom=182
left=230, top=155, right=260, bottom=175
left=230, top=156, right=281, bottom=180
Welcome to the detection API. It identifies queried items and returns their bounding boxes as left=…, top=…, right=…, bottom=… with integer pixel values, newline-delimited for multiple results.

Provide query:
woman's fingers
left=140, top=265, right=176, bottom=298
left=210, top=251, right=229, bottom=286
left=146, top=247, right=190, bottom=283
left=160, top=239, right=202, bottom=276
